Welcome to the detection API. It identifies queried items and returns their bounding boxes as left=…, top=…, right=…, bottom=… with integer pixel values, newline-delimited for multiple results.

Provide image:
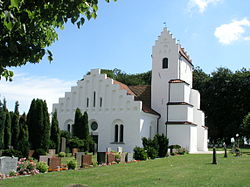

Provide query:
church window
left=87, top=98, right=89, bottom=108
left=120, top=125, right=124, bottom=142
left=100, top=97, right=102, bottom=107
left=93, top=92, right=96, bottom=107
left=67, top=124, right=71, bottom=132
left=162, top=58, right=168, bottom=69
left=91, top=121, right=98, bottom=131
left=114, top=125, right=119, bottom=142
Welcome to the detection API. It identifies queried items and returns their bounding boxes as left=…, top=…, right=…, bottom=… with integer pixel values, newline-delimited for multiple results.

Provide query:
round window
left=91, top=122, right=98, bottom=131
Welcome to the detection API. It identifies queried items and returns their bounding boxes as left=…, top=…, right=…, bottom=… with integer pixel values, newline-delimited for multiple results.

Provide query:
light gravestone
left=0, top=157, right=18, bottom=174
left=48, top=149, right=56, bottom=156
left=61, top=137, right=66, bottom=153
left=75, top=152, right=85, bottom=168
left=126, top=153, right=133, bottom=162
left=106, top=147, right=111, bottom=153
left=120, top=153, right=126, bottom=163
left=39, top=155, right=53, bottom=164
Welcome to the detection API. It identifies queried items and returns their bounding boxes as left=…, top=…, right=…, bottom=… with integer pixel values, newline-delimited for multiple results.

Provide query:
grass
left=1, top=153, right=250, bottom=187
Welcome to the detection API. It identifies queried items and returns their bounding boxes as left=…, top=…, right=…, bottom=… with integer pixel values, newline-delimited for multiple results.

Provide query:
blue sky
left=1, top=0, right=250, bottom=113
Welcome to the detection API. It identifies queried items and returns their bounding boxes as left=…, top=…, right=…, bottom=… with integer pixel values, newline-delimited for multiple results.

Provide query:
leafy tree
left=72, top=108, right=82, bottom=138
left=0, top=0, right=116, bottom=80
left=4, top=111, right=11, bottom=149
left=50, top=110, right=60, bottom=153
left=11, top=101, right=19, bottom=149
left=243, top=112, right=250, bottom=140
left=17, top=113, right=29, bottom=157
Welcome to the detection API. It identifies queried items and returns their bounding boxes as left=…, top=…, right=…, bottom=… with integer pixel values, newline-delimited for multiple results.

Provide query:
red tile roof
left=169, top=79, right=190, bottom=85
left=128, top=85, right=160, bottom=116
left=112, top=80, right=159, bottom=116
left=166, top=121, right=197, bottom=126
left=179, top=47, right=193, bottom=66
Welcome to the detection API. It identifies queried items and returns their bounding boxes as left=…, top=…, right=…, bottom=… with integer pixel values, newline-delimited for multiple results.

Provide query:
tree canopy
left=0, top=0, right=116, bottom=80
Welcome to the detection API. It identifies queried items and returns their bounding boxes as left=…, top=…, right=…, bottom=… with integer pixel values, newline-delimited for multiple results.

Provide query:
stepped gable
left=179, top=47, right=193, bottom=66
left=129, top=85, right=160, bottom=116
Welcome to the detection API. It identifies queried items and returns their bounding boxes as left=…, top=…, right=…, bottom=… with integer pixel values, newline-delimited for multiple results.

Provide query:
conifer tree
left=73, top=108, right=82, bottom=138
left=11, top=101, right=20, bottom=149
left=4, top=111, right=11, bottom=149
left=41, top=100, right=50, bottom=151
left=0, top=100, right=6, bottom=149
left=27, top=99, right=50, bottom=152
left=50, top=111, right=60, bottom=153
left=82, top=112, right=89, bottom=140
left=17, top=113, right=29, bottom=157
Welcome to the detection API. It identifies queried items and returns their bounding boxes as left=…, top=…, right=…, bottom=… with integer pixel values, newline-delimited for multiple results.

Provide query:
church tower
left=151, top=28, right=207, bottom=152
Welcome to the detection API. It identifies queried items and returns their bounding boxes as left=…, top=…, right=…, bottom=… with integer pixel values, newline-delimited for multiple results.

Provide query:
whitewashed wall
left=53, top=69, right=157, bottom=153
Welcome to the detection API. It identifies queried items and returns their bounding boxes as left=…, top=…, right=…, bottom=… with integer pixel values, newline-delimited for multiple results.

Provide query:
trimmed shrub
left=133, top=147, right=147, bottom=160
left=33, top=148, right=47, bottom=159
left=58, top=152, right=66, bottom=157
left=2, top=149, right=22, bottom=158
left=68, top=137, right=84, bottom=150
left=154, top=134, right=169, bottom=157
left=36, top=161, right=49, bottom=173
left=146, top=147, right=158, bottom=159
left=67, top=159, right=77, bottom=170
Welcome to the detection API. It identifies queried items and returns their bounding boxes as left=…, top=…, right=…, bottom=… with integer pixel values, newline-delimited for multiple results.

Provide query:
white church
left=53, top=28, right=208, bottom=153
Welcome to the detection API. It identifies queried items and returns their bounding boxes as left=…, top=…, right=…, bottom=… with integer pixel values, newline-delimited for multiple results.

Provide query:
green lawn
left=1, top=153, right=250, bottom=187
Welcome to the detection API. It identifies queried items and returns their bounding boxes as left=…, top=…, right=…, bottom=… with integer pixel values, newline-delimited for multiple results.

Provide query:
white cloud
left=188, top=0, right=222, bottom=13
left=214, top=18, right=250, bottom=45
left=0, top=73, right=74, bottom=113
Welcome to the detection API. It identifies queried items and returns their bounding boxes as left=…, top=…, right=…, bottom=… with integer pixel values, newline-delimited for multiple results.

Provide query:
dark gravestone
left=97, top=152, right=107, bottom=165
left=0, top=156, right=18, bottom=174
left=48, top=149, right=56, bottom=156
left=107, top=153, right=115, bottom=164
left=28, top=150, right=35, bottom=157
left=126, top=153, right=134, bottom=162
left=39, top=155, right=53, bottom=164
left=82, top=155, right=93, bottom=166
left=75, top=152, right=85, bottom=168
left=48, top=157, right=61, bottom=170
left=61, top=137, right=66, bottom=153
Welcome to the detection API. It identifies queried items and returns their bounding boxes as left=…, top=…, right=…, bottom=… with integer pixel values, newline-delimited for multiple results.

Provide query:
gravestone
left=28, top=150, right=35, bottom=157
left=117, top=147, right=123, bottom=153
left=106, top=147, right=111, bottom=153
left=97, top=152, right=107, bottom=165
left=48, top=149, right=56, bottom=156
left=82, top=155, right=92, bottom=166
left=75, top=152, right=85, bottom=168
left=0, top=156, right=18, bottom=174
left=39, top=155, right=53, bottom=164
left=107, top=153, right=115, bottom=164
left=48, top=157, right=61, bottom=170
left=120, top=153, right=126, bottom=163
left=126, top=153, right=133, bottom=162
left=61, top=137, right=66, bottom=153
left=72, top=148, right=79, bottom=156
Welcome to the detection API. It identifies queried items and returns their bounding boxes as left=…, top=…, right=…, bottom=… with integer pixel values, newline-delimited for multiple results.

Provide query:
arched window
left=114, top=125, right=119, bottom=142
left=100, top=97, right=102, bottom=107
left=67, top=124, right=71, bottom=132
left=120, top=125, right=124, bottom=142
left=87, top=98, right=89, bottom=108
left=162, top=58, right=168, bottom=69
left=93, top=92, right=96, bottom=107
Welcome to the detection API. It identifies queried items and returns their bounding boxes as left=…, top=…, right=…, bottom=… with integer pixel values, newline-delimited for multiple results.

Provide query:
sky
left=1, top=0, right=250, bottom=113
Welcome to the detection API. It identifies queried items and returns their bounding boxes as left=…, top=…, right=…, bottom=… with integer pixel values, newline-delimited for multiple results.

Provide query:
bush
left=176, top=148, right=187, bottom=155
left=9, top=171, right=17, bottom=177
left=68, top=137, right=84, bottom=150
left=36, top=161, right=49, bottom=173
left=115, top=153, right=121, bottom=163
left=67, top=159, right=77, bottom=170
left=146, top=147, right=158, bottom=159
left=33, top=148, right=47, bottom=159
left=133, top=147, right=147, bottom=160
left=58, top=152, right=66, bottom=157
left=2, top=149, right=23, bottom=158
left=154, top=134, right=169, bottom=157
